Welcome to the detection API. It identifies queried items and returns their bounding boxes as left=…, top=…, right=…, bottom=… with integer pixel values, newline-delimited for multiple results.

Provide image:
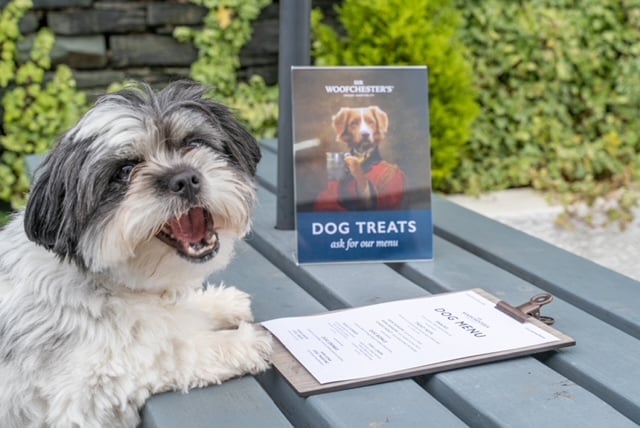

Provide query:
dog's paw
left=192, top=322, right=272, bottom=385
left=198, top=286, right=254, bottom=329
left=234, top=322, right=273, bottom=374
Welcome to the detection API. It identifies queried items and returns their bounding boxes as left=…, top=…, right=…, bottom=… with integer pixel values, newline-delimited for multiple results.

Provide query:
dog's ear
left=332, top=108, right=351, bottom=142
left=370, top=106, right=389, bottom=139
left=216, top=103, right=262, bottom=177
left=24, top=135, right=89, bottom=266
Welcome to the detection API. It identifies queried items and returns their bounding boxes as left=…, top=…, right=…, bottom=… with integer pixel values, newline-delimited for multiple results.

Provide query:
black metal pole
left=276, top=0, right=310, bottom=230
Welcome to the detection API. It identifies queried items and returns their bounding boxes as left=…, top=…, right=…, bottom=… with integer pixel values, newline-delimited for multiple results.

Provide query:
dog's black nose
left=169, top=170, right=201, bottom=201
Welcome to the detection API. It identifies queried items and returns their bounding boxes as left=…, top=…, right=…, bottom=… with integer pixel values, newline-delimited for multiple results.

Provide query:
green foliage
left=175, top=0, right=278, bottom=139
left=0, top=0, right=87, bottom=208
left=0, top=0, right=28, bottom=87
left=0, top=209, right=9, bottom=227
left=312, top=0, right=480, bottom=190
left=455, top=0, right=640, bottom=227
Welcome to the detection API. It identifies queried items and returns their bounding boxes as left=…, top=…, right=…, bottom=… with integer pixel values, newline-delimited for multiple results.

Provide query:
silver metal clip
left=495, top=293, right=555, bottom=325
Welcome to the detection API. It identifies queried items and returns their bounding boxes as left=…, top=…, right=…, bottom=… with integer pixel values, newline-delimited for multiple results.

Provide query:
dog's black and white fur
left=0, top=81, right=272, bottom=427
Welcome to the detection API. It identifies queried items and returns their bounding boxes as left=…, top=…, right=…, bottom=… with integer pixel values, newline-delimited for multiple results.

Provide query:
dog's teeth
left=160, top=225, right=175, bottom=240
left=156, top=214, right=219, bottom=262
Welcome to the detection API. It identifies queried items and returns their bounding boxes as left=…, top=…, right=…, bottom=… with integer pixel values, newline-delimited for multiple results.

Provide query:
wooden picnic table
left=19, top=2, right=640, bottom=425
left=142, top=138, right=640, bottom=428
left=142, top=1, right=640, bottom=426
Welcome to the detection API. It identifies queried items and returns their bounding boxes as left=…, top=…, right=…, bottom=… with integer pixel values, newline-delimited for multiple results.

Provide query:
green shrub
left=455, top=1, right=640, bottom=226
left=0, top=0, right=87, bottom=208
left=312, top=0, right=479, bottom=190
left=0, top=210, right=10, bottom=227
left=175, top=0, right=278, bottom=139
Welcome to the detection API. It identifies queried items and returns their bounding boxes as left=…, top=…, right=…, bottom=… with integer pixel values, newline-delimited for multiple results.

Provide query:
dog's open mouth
left=156, top=207, right=219, bottom=262
left=351, top=140, right=374, bottom=157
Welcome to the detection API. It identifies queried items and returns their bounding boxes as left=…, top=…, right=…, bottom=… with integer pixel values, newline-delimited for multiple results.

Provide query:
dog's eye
left=185, top=139, right=206, bottom=150
left=114, top=164, right=135, bottom=183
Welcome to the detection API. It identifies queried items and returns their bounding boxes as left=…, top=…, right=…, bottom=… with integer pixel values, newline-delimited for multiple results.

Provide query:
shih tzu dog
left=0, top=81, right=272, bottom=427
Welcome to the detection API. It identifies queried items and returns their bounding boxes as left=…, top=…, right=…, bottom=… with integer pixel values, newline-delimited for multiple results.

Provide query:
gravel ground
left=495, top=211, right=640, bottom=282
left=446, top=189, right=640, bottom=282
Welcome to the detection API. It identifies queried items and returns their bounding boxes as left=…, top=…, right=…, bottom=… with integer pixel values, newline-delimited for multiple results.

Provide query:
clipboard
left=263, top=289, right=575, bottom=397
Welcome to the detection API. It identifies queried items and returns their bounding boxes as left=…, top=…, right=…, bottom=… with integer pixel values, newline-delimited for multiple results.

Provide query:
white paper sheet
left=262, top=290, right=559, bottom=384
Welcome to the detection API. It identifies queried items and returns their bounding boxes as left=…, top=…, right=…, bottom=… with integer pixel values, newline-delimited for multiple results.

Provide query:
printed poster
left=292, top=66, right=433, bottom=263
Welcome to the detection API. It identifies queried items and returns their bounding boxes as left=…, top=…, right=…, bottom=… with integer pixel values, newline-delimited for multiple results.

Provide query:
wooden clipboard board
left=265, top=289, right=575, bottom=397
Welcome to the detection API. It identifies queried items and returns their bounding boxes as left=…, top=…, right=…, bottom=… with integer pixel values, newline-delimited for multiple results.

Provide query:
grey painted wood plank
left=260, top=137, right=640, bottom=337
left=256, top=139, right=278, bottom=194
left=394, top=237, right=640, bottom=424
left=421, top=357, right=636, bottom=428
left=254, top=368, right=465, bottom=428
left=142, top=376, right=292, bottom=428
left=247, top=165, right=636, bottom=426
left=259, top=141, right=640, bottom=422
left=211, top=241, right=465, bottom=427
left=25, top=153, right=46, bottom=180
left=209, top=241, right=327, bottom=319
left=261, top=138, right=278, bottom=153
left=147, top=241, right=465, bottom=427
left=432, top=196, right=640, bottom=340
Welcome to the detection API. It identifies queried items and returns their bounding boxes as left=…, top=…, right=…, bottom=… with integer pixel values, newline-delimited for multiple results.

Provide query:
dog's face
left=332, top=106, right=388, bottom=157
left=23, top=81, right=261, bottom=291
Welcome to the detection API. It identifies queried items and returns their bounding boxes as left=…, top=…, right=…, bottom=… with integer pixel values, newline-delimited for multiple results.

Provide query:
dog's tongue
left=169, top=208, right=207, bottom=244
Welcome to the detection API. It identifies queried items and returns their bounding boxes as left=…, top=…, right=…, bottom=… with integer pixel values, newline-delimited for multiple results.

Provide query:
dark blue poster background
left=297, top=210, right=433, bottom=263
left=292, top=66, right=433, bottom=263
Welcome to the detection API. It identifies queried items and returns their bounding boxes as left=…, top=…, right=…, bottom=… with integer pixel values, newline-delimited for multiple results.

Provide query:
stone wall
left=4, top=0, right=340, bottom=99
left=5, top=0, right=282, bottom=99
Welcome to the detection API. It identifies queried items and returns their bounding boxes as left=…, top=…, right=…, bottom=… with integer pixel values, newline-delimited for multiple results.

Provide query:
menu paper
left=262, top=289, right=574, bottom=394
